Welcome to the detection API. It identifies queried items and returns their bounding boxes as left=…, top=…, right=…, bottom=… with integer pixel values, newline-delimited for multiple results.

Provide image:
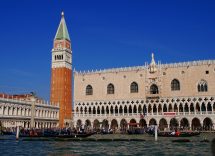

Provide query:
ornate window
left=107, top=83, right=114, bottom=94
left=86, top=85, right=93, bottom=95
left=130, top=82, right=138, bottom=93
left=150, top=84, right=159, bottom=94
left=198, top=80, right=208, bottom=92
left=171, top=79, right=180, bottom=91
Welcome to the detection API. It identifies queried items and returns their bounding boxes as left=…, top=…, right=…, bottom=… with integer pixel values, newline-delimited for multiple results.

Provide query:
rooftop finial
left=152, top=53, right=154, bottom=60
left=149, top=52, right=157, bottom=73
left=151, top=52, right=156, bottom=65
left=61, top=11, right=64, bottom=17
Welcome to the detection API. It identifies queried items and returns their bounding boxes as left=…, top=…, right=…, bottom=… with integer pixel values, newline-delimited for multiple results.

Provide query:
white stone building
left=73, top=54, right=215, bottom=131
left=0, top=94, right=59, bottom=128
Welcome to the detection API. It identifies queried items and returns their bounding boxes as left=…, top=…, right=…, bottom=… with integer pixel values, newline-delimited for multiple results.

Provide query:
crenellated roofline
left=74, top=59, right=215, bottom=75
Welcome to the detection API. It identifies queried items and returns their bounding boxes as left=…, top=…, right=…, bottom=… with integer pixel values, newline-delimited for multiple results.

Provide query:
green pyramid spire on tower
left=54, top=12, right=70, bottom=41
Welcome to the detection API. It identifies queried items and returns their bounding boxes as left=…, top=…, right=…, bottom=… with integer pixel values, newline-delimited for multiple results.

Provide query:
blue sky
left=0, top=0, right=215, bottom=100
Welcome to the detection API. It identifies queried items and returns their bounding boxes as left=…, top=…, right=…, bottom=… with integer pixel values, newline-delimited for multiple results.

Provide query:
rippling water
left=0, top=134, right=214, bottom=156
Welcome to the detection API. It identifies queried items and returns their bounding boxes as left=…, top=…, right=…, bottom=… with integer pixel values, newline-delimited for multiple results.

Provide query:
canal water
left=0, top=134, right=214, bottom=156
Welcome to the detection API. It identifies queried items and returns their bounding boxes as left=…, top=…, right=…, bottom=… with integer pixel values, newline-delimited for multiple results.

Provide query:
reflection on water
left=0, top=134, right=213, bottom=156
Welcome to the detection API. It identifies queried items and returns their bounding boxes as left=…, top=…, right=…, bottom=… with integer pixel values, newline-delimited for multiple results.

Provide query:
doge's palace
left=74, top=54, right=215, bottom=131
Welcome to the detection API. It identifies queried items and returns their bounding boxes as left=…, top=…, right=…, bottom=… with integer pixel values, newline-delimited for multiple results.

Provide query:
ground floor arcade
left=74, top=115, right=214, bottom=131
left=0, top=119, right=58, bottom=129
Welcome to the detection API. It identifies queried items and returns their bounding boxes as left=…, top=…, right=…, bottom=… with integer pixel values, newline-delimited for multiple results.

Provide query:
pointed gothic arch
left=197, top=80, right=208, bottom=92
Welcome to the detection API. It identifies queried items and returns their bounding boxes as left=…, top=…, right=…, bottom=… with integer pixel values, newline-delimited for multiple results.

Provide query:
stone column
left=177, top=105, right=179, bottom=115
left=132, top=107, right=134, bottom=116
left=194, top=104, right=196, bottom=115
left=0, top=106, right=3, bottom=115
left=157, top=106, right=158, bottom=116
left=188, top=122, right=191, bottom=130
left=78, top=108, right=80, bottom=117
left=118, top=108, right=119, bottom=116
left=83, top=108, right=85, bottom=117
left=5, top=106, right=8, bottom=115
left=188, top=105, right=190, bottom=115
left=200, top=104, right=202, bottom=115
left=146, top=107, right=148, bottom=115
left=30, top=99, right=36, bottom=128
left=147, top=121, right=150, bottom=128
left=90, top=122, right=93, bottom=129
left=161, top=107, right=163, bottom=115
left=200, top=121, right=203, bottom=130
left=9, top=107, right=12, bottom=116
left=122, top=107, right=124, bottom=116
left=87, top=108, right=89, bottom=117
left=213, top=123, right=215, bottom=131
left=183, top=106, right=185, bottom=115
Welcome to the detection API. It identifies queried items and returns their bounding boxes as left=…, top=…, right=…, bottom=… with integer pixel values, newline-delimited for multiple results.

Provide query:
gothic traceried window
left=150, top=84, right=159, bottom=94
left=198, top=80, right=208, bottom=92
left=171, top=79, right=180, bottom=91
left=107, top=83, right=114, bottom=94
left=86, top=85, right=93, bottom=95
left=130, top=82, right=138, bottom=93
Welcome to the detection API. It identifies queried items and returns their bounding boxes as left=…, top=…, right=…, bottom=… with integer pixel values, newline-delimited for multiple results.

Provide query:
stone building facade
left=74, top=54, right=215, bottom=131
left=0, top=94, right=59, bottom=128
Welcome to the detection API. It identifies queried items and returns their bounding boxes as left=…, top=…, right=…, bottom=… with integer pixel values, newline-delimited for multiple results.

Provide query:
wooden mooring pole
left=16, top=126, right=20, bottom=140
left=155, top=125, right=158, bottom=141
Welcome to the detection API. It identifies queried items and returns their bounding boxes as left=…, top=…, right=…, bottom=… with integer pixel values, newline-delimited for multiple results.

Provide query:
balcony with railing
left=74, top=110, right=214, bottom=118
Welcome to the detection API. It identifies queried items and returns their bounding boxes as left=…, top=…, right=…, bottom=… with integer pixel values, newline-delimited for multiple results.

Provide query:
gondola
left=127, top=128, right=145, bottom=134
left=2, top=131, right=14, bottom=135
left=158, top=131, right=200, bottom=137
left=19, top=129, right=95, bottom=138
left=20, top=132, right=95, bottom=138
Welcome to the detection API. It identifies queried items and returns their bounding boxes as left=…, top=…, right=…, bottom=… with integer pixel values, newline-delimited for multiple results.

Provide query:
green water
left=0, top=133, right=214, bottom=156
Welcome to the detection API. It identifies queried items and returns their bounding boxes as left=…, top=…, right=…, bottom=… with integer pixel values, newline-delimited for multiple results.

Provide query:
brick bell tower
left=50, top=12, right=72, bottom=127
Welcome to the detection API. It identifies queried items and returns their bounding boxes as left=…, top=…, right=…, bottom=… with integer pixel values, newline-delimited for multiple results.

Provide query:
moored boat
left=127, top=128, right=145, bottom=134
left=19, top=128, right=95, bottom=138
left=158, top=131, right=200, bottom=137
